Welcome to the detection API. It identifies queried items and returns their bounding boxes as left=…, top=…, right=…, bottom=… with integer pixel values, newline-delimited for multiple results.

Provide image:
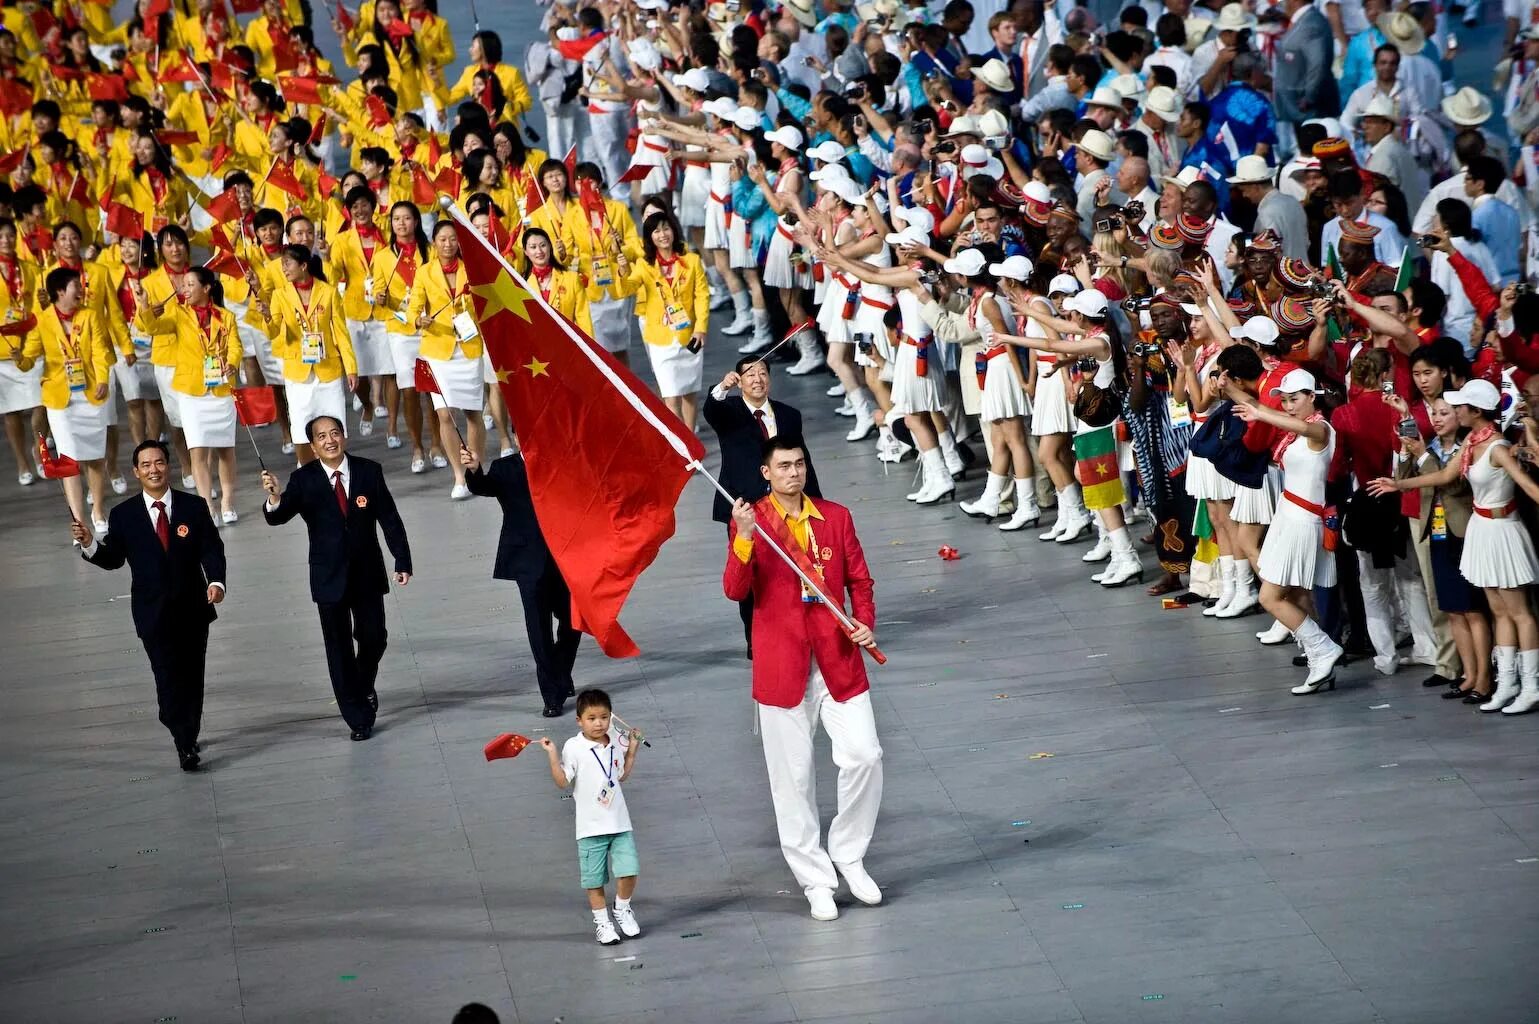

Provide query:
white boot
left=1292, top=619, right=1343, bottom=694
left=960, top=472, right=1006, bottom=518
left=1481, top=646, right=1521, bottom=712
left=1039, top=488, right=1070, bottom=541
left=722, top=291, right=753, bottom=336
left=1082, top=522, right=1112, bottom=563
left=737, top=310, right=773, bottom=354
left=1501, top=649, right=1539, bottom=715
left=998, top=478, right=1040, bottom=531
left=1097, top=527, right=1144, bottom=587
left=1215, top=560, right=1259, bottom=618
left=707, top=268, right=730, bottom=309
left=1206, top=557, right=1236, bottom=617
left=826, top=382, right=845, bottom=397
left=1256, top=619, right=1293, bottom=645
left=845, top=390, right=876, bottom=442
left=877, top=427, right=911, bottom=463
left=938, top=429, right=964, bottom=478
left=911, top=448, right=955, bottom=505
left=1053, top=485, right=1094, bottom=543
left=785, top=324, right=824, bottom=372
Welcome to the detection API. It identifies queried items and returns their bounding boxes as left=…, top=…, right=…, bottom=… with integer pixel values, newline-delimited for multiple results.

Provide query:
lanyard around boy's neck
left=591, top=741, right=616, bottom=787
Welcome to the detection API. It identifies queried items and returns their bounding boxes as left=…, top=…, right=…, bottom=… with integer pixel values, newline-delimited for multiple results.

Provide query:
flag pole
left=439, top=197, right=887, bottom=666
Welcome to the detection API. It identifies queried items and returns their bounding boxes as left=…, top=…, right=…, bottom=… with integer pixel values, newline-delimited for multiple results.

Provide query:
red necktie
left=753, top=408, right=768, bottom=439
left=333, top=470, right=348, bottom=517
left=153, top=500, right=169, bottom=550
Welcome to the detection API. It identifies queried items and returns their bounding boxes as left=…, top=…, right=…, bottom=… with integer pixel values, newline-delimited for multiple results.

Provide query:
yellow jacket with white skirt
left=247, top=280, right=355, bottom=383
left=137, top=303, right=244, bottom=398
left=562, top=198, right=642, bottom=302
left=406, top=258, right=482, bottom=360
left=528, top=266, right=594, bottom=337
left=629, top=254, right=710, bottom=348
left=17, top=307, right=114, bottom=409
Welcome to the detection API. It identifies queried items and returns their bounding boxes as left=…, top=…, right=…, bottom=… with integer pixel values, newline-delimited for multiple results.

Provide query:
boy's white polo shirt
left=561, top=733, right=633, bottom=839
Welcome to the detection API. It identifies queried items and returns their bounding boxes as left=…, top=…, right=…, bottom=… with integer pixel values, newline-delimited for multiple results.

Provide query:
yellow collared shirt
left=733, top=493, right=821, bottom=563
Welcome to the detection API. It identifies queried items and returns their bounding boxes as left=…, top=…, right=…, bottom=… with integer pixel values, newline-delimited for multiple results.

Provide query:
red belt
left=1474, top=501, right=1518, bottom=519
left=861, top=295, right=892, bottom=311
left=1283, top=490, right=1325, bottom=517
left=709, top=192, right=728, bottom=204
left=777, top=223, right=795, bottom=241
left=683, top=159, right=708, bottom=168
left=641, top=140, right=668, bottom=154
left=901, top=332, right=932, bottom=345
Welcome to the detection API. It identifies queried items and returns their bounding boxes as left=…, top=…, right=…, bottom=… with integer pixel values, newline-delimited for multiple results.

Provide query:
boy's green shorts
left=577, top=830, right=638, bottom=889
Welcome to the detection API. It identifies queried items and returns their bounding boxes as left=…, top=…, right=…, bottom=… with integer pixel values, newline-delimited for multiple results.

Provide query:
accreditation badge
left=300, top=332, right=324, bottom=364
left=63, top=358, right=87, bottom=392
left=202, top=354, right=223, bottom=388
left=593, top=257, right=613, bottom=288
left=1430, top=498, right=1448, bottom=541
left=663, top=302, right=692, bottom=334
left=452, top=310, right=479, bottom=342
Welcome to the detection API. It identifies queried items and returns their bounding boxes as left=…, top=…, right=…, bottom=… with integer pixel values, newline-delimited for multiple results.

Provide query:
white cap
left=989, top=255, right=1033, bottom=281
left=672, top=67, right=711, bottom=92
left=976, top=109, right=1010, bottom=141
left=827, top=177, right=866, bottom=205
left=1162, top=166, right=1203, bottom=191
left=1214, top=2, right=1258, bottom=31
left=964, top=156, right=1005, bottom=180
left=1444, top=378, right=1501, bottom=411
left=810, top=163, right=851, bottom=185
left=959, top=143, right=990, bottom=168
left=1144, top=85, right=1182, bottom=123
left=1231, top=316, right=1279, bottom=348
left=942, top=248, right=987, bottom=277
left=892, top=205, right=935, bottom=233
left=730, top=107, right=761, bottom=131
left=1360, top=94, right=1398, bottom=123
left=974, top=58, right=1014, bottom=93
left=702, top=97, right=739, bottom=118
left=1024, top=180, right=1053, bottom=204
left=763, top=125, right=803, bottom=151
left=884, top=224, right=931, bottom=247
left=808, top=139, right=846, bottom=163
left=626, top=38, right=662, bottom=71
left=1048, top=273, right=1080, bottom=296
left=1268, top=367, right=1318, bottom=397
left=943, top=115, right=980, bottom=137
left=1110, top=73, right=1145, bottom=103
left=1064, top=288, right=1109, bottom=318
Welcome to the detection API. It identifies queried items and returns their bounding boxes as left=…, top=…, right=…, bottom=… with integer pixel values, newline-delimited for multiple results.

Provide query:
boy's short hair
left=575, top=689, right=611, bottom=715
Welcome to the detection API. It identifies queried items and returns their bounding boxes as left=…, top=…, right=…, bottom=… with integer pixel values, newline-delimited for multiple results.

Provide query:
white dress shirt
left=266, top=456, right=350, bottom=512
left=82, top=489, right=225, bottom=592
left=709, top=387, right=778, bottom=436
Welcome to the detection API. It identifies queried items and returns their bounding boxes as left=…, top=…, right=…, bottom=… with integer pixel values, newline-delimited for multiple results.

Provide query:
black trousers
left=143, top=619, right=209, bottom=753
left=316, top=586, right=387, bottom=731
left=517, top=569, right=580, bottom=708
left=738, top=594, right=754, bottom=650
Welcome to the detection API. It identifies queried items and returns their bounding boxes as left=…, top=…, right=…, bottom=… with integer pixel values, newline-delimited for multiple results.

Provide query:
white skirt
left=1030, top=360, right=1077, bottom=435
left=1257, top=496, right=1336, bottom=589
left=1461, top=516, right=1539, bottom=589
left=0, top=359, right=42, bottom=414
left=179, top=391, right=237, bottom=449
left=816, top=278, right=854, bottom=345
left=112, top=357, right=158, bottom=401
left=680, top=167, right=709, bottom=228
left=764, top=222, right=810, bottom=290
left=425, top=352, right=485, bottom=411
left=286, top=376, right=348, bottom=444
left=646, top=340, right=704, bottom=398
left=388, top=331, right=423, bottom=389
left=592, top=296, right=634, bottom=354
left=728, top=212, right=753, bottom=270
left=153, top=364, right=184, bottom=427
left=1231, top=466, right=1281, bottom=525
left=1185, top=452, right=1237, bottom=501
left=46, top=391, right=110, bottom=461
left=979, top=352, right=1031, bottom=423
left=227, top=299, right=279, bottom=381
left=851, top=296, right=891, bottom=368
left=347, top=318, right=392, bottom=378
left=703, top=193, right=729, bottom=250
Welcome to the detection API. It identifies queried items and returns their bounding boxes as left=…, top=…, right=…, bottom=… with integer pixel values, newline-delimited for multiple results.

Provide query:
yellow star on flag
left=1095, top=463, right=1110, bottom=476
left=493, top=368, right=511, bottom=383
left=471, top=269, right=536, bottom=322
left=524, top=357, right=550, bottom=378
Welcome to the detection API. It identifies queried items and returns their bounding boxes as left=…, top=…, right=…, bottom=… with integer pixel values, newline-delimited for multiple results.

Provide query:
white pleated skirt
left=112, top=357, right=158, bottom=402
left=0, top=359, right=42, bottom=414
left=703, top=194, right=729, bottom=250
left=1030, top=361, right=1077, bottom=435
left=388, top=331, right=423, bottom=389
left=347, top=318, right=392, bottom=378
left=728, top=213, right=753, bottom=270
left=286, top=376, right=348, bottom=444
left=46, top=391, right=110, bottom=461
left=979, top=352, right=1031, bottom=423
left=153, top=364, right=184, bottom=427
left=1185, top=452, right=1237, bottom=501
left=764, top=223, right=809, bottom=290
left=888, top=340, right=947, bottom=416
left=646, top=341, right=704, bottom=399
left=179, top=391, right=237, bottom=449
left=1462, top=516, right=1539, bottom=589
left=1231, top=467, right=1280, bottom=525
left=425, top=352, right=486, bottom=411
left=680, top=168, right=709, bottom=228
left=1257, top=498, right=1336, bottom=589
left=851, top=298, right=891, bottom=369
left=816, top=279, right=853, bottom=345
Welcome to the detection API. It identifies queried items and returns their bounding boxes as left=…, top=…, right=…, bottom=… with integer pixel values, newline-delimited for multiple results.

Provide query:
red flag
left=616, top=162, right=652, bottom=185
left=205, top=249, right=246, bottom=278
left=278, top=75, right=324, bottom=106
left=209, top=142, right=231, bottom=173
left=425, top=131, right=442, bottom=169
left=486, top=209, right=513, bottom=254
left=37, top=434, right=79, bottom=480
left=208, top=224, right=234, bottom=252
left=563, top=144, right=577, bottom=178
left=450, top=213, right=705, bottom=658
left=204, top=188, right=243, bottom=224
left=270, top=32, right=300, bottom=74
left=384, top=18, right=414, bottom=42
left=365, top=93, right=391, bottom=127
left=230, top=0, right=261, bottom=11
left=0, top=149, right=26, bottom=176
left=66, top=173, right=92, bottom=206
left=144, top=0, right=171, bottom=17
left=317, top=171, right=340, bottom=198
left=208, top=62, right=235, bottom=91
left=334, top=0, right=356, bottom=31
left=0, top=80, right=33, bottom=119
left=433, top=165, right=462, bottom=197
left=233, top=386, right=277, bottom=426
left=554, top=30, right=607, bottom=62
left=309, top=112, right=328, bottom=146
left=98, top=175, right=115, bottom=212
left=410, top=164, right=436, bottom=206
left=159, top=52, right=201, bottom=84
left=85, top=73, right=129, bottom=101
left=106, top=203, right=144, bottom=240
left=157, top=130, right=201, bottom=147
left=266, top=161, right=306, bottom=200
left=413, top=357, right=440, bottom=394
left=576, top=178, right=607, bottom=232
left=483, top=733, right=531, bottom=761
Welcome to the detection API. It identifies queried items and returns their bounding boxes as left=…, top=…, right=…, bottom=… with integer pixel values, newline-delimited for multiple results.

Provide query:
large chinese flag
left=450, top=207, right=704, bottom=658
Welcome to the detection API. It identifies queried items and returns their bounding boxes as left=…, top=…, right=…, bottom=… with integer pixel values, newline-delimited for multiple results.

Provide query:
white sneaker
left=411, top=458, right=426, bottom=474
left=806, top=888, right=839, bottom=921
left=386, top=434, right=403, bottom=450
left=181, top=474, right=197, bottom=489
left=450, top=484, right=472, bottom=500
left=431, top=453, right=449, bottom=469
left=358, top=419, right=374, bottom=436
left=17, top=471, right=33, bottom=486
left=612, top=904, right=642, bottom=938
left=826, top=383, right=846, bottom=397
left=499, top=447, right=516, bottom=458
left=374, top=405, right=388, bottom=418
left=110, top=476, right=127, bottom=494
left=1256, top=620, right=1293, bottom=645
left=281, top=442, right=295, bottom=455
left=222, top=509, right=239, bottom=524
left=594, top=917, right=622, bottom=945
left=836, top=861, right=882, bottom=905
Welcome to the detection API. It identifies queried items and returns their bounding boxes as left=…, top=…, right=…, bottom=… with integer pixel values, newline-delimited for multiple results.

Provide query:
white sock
left=1109, top=525, right=1134, bottom=555
left=593, top=908, right=610, bottom=923
left=614, top=897, right=632, bottom=911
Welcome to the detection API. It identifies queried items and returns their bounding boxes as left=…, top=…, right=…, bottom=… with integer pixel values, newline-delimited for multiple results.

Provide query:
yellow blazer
left=0, top=258, right=39, bottom=362
left=250, top=279, right=355, bottom=383
left=49, top=261, right=126, bottom=358
left=527, top=199, right=579, bottom=267
left=115, top=170, right=191, bottom=237
left=562, top=198, right=643, bottom=302
left=18, top=307, right=114, bottom=409
left=447, top=62, right=533, bottom=121
left=530, top=267, right=594, bottom=336
left=139, top=303, right=243, bottom=398
left=137, top=265, right=195, bottom=368
left=630, top=253, right=710, bottom=347
left=406, top=257, right=481, bottom=360
left=326, top=225, right=389, bottom=322
left=370, top=244, right=427, bottom=336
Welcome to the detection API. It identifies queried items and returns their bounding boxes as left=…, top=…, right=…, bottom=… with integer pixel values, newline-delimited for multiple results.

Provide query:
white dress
left=1184, top=352, right=1236, bottom=501
left=632, top=97, right=671, bottom=194
left=814, top=218, right=858, bottom=345
left=1257, top=424, right=1338, bottom=589
left=851, top=241, right=894, bottom=368
left=888, top=286, right=946, bottom=416
left=974, top=292, right=1030, bottom=423
left=1461, top=440, right=1539, bottom=588
left=679, top=155, right=710, bottom=230
left=762, top=168, right=809, bottom=289
left=0, top=356, right=43, bottom=413
left=1029, top=300, right=1077, bottom=436
left=703, top=154, right=732, bottom=250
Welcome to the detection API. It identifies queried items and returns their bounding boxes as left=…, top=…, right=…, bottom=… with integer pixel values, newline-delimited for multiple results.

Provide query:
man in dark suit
left=459, top=447, right=580, bottom=717
left=73, top=439, right=227, bottom=772
left=260, top=415, right=412, bottom=741
left=704, top=357, right=820, bottom=657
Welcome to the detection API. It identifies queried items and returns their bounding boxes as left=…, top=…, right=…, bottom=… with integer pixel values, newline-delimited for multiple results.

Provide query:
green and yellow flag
left=1072, top=424, right=1124, bottom=510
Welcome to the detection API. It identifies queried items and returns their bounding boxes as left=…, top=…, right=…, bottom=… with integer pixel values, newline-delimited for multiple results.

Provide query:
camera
left=725, top=0, right=741, bottom=10
left=847, top=80, right=867, bottom=101
left=1517, top=282, right=1535, bottom=297
left=1122, top=296, right=1153, bottom=313
left=918, top=269, right=940, bottom=286
left=984, top=135, right=1005, bottom=151
left=1093, top=214, right=1123, bottom=234
left=1074, top=356, right=1100, bottom=373
left=853, top=332, right=875, bottom=354
left=1132, top=342, right=1163, bottom=357
left=1417, top=233, right=1441, bottom=248
left=933, top=140, right=957, bottom=156
left=1397, top=417, right=1420, bottom=439
left=1304, top=276, right=1336, bottom=300
left=912, top=117, right=932, bottom=136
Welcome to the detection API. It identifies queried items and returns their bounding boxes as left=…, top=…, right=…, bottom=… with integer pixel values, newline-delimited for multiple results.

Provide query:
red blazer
left=723, top=497, right=876, bottom=708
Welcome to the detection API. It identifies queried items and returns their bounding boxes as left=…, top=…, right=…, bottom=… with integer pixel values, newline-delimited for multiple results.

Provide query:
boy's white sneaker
left=612, top=904, right=641, bottom=938
left=807, top=887, right=839, bottom=921
left=836, top=861, right=882, bottom=905
left=594, top=917, right=622, bottom=945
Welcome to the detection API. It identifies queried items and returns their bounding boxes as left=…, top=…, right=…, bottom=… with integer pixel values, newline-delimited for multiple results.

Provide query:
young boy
left=538, top=688, right=643, bottom=945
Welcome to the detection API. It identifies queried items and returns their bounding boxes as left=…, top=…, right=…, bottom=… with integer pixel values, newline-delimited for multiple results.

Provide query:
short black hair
left=1328, top=169, right=1364, bottom=202
left=451, top=1003, right=501, bottom=1024
left=1216, top=343, right=1264, bottom=380
left=760, top=435, right=807, bottom=465
left=574, top=688, right=611, bottom=715
left=734, top=355, right=769, bottom=374
left=1466, top=155, right=1505, bottom=195
left=132, top=438, right=171, bottom=465
left=304, top=415, right=344, bottom=441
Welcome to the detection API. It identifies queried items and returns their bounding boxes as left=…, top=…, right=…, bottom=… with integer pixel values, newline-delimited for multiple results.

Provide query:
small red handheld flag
left=85, top=73, right=129, bottom=101
left=384, top=18, right=414, bottom=41
left=105, top=202, right=144, bottom=241
left=157, top=129, right=201, bottom=147
left=205, top=188, right=243, bottom=224
left=37, top=434, right=79, bottom=480
left=562, top=144, right=577, bottom=178
left=267, top=161, right=307, bottom=200
left=483, top=733, right=532, bottom=761
left=278, top=75, right=324, bottom=106
left=412, top=357, right=440, bottom=395
left=205, top=249, right=245, bottom=278
left=616, top=162, right=652, bottom=185
left=410, top=164, right=437, bottom=206
left=233, top=386, right=278, bottom=426
left=0, top=149, right=25, bottom=176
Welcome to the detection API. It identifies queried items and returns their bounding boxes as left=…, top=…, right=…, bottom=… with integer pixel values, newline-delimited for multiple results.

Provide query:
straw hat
left=1226, top=154, right=1274, bottom=185
left=1213, top=3, right=1258, bottom=32
left=1077, top=129, right=1115, bottom=163
left=1359, top=93, right=1398, bottom=123
left=1376, top=12, right=1426, bottom=56
left=1441, top=86, right=1493, bottom=127
left=974, top=58, right=1014, bottom=94
left=1144, top=85, right=1182, bottom=124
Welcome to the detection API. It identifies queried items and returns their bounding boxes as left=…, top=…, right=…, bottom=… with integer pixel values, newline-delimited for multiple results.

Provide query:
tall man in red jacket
left=724, top=436, right=881, bottom=923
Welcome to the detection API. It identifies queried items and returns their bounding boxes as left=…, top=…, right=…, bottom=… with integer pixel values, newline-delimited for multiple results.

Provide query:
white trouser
left=1358, top=550, right=1437, bottom=663
left=542, top=101, right=576, bottom=162
left=586, top=107, right=631, bottom=200
left=757, top=667, right=883, bottom=894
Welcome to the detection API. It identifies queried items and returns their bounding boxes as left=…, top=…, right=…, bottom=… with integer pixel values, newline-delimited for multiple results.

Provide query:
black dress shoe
left=367, top=690, right=378, bottom=712
left=179, top=751, right=201, bottom=772
left=1442, top=687, right=1474, bottom=699
left=191, top=742, right=201, bottom=753
left=542, top=703, right=565, bottom=718
left=350, top=727, right=372, bottom=741
left=1462, top=691, right=1490, bottom=705
left=1423, top=674, right=1460, bottom=688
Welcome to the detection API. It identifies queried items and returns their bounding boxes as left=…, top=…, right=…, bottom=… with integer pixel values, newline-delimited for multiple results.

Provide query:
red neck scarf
left=1459, top=423, right=1498, bottom=476
left=531, top=263, right=553, bottom=296
left=1272, top=410, right=1323, bottom=465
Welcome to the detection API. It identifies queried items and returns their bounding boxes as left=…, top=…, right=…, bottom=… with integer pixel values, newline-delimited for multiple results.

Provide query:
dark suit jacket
left=83, top=489, right=225, bottom=639
left=263, top=456, right=412, bottom=604
left=466, top=454, right=555, bottom=582
left=703, top=393, right=821, bottom=524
